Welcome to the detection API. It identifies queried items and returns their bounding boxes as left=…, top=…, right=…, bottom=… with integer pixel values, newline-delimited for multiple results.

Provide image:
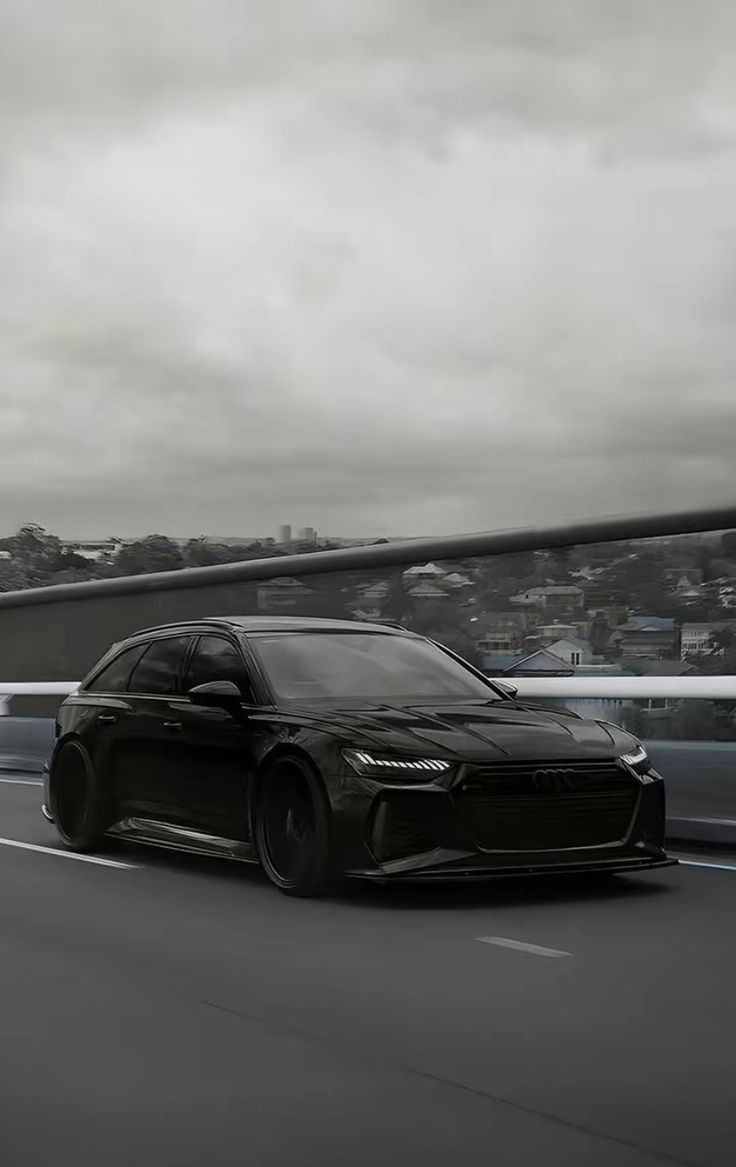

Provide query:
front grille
left=457, top=760, right=639, bottom=852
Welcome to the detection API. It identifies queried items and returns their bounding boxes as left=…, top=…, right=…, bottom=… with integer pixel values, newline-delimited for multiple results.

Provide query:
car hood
left=284, top=700, right=634, bottom=761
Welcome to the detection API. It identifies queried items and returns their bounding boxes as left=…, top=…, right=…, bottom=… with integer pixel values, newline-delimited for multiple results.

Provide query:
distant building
left=298, top=527, right=317, bottom=545
left=611, top=616, right=678, bottom=660
left=62, top=538, right=124, bottom=562
left=545, top=637, right=594, bottom=669
left=278, top=525, right=292, bottom=545
left=475, top=612, right=527, bottom=654
left=256, top=577, right=314, bottom=610
left=403, top=562, right=447, bottom=578
left=664, top=567, right=703, bottom=589
left=443, top=572, right=474, bottom=589
left=407, top=581, right=450, bottom=601
left=680, top=620, right=736, bottom=660
left=500, top=649, right=575, bottom=677
left=509, top=585, right=584, bottom=611
left=482, top=652, right=526, bottom=674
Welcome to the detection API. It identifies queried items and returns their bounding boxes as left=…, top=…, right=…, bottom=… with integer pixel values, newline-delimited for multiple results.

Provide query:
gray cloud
left=1, top=1, right=736, bottom=540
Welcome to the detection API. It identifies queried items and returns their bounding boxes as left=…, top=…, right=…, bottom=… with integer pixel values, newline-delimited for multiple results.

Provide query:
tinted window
left=128, top=636, right=191, bottom=696
left=250, top=632, right=498, bottom=702
left=86, top=644, right=148, bottom=693
left=185, top=636, right=252, bottom=699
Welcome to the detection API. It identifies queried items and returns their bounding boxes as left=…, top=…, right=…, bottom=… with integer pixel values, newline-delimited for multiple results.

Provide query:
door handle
left=97, top=714, right=116, bottom=725
left=164, top=721, right=183, bottom=731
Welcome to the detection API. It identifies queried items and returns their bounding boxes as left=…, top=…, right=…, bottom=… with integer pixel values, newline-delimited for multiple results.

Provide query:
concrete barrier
left=0, top=718, right=55, bottom=776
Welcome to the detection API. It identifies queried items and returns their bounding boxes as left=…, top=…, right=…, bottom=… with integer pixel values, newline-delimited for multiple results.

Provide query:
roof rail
left=130, top=617, right=235, bottom=638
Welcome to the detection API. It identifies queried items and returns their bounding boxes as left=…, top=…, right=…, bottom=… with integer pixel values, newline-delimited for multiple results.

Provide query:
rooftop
left=618, top=616, right=676, bottom=633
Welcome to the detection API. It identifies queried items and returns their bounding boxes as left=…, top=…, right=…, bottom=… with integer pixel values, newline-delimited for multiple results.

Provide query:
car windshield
left=249, top=631, right=500, bottom=703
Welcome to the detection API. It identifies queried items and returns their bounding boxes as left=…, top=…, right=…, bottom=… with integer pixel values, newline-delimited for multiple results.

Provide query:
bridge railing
left=1, top=677, right=735, bottom=848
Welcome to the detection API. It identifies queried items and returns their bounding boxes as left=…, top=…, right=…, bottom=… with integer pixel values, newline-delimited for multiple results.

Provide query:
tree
left=689, top=628, right=736, bottom=676
left=0, top=524, right=93, bottom=588
left=668, top=698, right=736, bottom=741
left=111, top=535, right=184, bottom=576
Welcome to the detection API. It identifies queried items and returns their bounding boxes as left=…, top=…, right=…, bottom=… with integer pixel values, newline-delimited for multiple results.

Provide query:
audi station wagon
left=43, top=617, right=675, bottom=894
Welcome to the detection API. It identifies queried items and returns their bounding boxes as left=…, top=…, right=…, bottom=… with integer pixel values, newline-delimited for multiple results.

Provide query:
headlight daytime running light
left=343, top=749, right=452, bottom=778
left=620, top=744, right=650, bottom=773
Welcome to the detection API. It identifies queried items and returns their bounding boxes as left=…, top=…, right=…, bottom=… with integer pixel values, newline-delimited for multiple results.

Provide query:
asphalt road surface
left=1, top=777, right=735, bottom=1167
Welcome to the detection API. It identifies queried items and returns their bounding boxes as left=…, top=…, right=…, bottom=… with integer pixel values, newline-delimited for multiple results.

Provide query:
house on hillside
left=484, top=649, right=575, bottom=678
left=545, top=637, right=594, bottom=668
left=403, top=562, right=446, bottom=579
left=406, top=581, right=450, bottom=601
left=443, top=572, right=474, bottom=589
left=257, top=577, right=315, bottom=611
left=475, top=612, right=528, bottom=655
left=509, top=585, right=584, bottom=612
left=611, top=616, right=678, bottom=660
left=680, top=620, right=736, bottom=660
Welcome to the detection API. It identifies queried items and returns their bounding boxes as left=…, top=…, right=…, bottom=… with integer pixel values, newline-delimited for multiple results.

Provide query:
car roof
left=130, top=615, right=411, bottom=639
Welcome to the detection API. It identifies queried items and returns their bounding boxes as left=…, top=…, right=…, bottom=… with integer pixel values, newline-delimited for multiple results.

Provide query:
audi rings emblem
left=531, top=767, right=577, bottom=793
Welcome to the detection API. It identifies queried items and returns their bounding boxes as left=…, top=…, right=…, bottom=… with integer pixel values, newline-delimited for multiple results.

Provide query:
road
left=1, top=778, right=735, bottom=1167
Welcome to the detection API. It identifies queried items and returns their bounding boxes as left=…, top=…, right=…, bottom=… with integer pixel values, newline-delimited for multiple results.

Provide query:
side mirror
left=493, top=679, right=519, bottom=700
left=188, top=680, right=243, bottom=710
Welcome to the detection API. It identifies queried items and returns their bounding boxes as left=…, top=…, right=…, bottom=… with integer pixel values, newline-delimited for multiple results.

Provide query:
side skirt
left=107, top=818, right=259, bottom=864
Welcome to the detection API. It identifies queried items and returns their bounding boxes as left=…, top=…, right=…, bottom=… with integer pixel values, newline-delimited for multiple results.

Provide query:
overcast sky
left=1, top=1, right=735, bottom=540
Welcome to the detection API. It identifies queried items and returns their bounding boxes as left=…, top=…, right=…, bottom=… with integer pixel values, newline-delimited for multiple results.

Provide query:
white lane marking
left=476, top=936, right=572, bottom=958
left=0, top=837, right=138, bottom=869
left=677, top=858, right=736, bottom=873
left=0, top=777, right=42, bottom=786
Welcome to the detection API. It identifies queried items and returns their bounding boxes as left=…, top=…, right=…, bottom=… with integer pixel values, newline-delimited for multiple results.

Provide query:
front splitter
left=346, top=855, right=678, bottom=884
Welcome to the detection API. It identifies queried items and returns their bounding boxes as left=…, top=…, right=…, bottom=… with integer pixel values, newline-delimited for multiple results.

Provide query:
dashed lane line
left=0, top=836, right=139, bottom=869
left=475, top=936, right=572, bottom=958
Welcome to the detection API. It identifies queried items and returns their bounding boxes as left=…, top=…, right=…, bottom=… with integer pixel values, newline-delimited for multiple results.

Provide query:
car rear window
left=86, top=643, right=148, bottom=693
left=127, top=636, right=192, bottom=696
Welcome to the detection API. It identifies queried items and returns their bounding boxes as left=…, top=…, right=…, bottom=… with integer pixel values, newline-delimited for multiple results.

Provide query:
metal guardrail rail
left=0, top=503, right=735, bottom=609
left=488, top=677, right=736, bottom=700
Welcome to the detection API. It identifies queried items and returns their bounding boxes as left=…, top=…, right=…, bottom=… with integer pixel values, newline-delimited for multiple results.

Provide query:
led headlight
left=343, top=749, right=452, bottom=779
left=620, top=744, right=650, bottom=773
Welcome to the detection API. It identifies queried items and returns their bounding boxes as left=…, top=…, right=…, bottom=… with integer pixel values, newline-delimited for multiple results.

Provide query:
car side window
left=86, top=644, right=148, bottom=693
left=185, top=635, right=253, bottom=700
left=127, top=636, right=192, bottom=696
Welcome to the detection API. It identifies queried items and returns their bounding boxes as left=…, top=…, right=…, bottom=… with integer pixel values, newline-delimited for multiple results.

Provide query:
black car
left=43, top=616, right=675, bottom=895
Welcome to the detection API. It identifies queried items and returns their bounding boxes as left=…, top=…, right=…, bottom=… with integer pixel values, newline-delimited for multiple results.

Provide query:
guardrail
left=1, top=678, right=735, bottom=848
left=488, top=676, right=736, bottom=700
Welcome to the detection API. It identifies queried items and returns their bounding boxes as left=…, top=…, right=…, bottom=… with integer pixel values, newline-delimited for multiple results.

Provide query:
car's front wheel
left=254, top=756, right=332, bottom=897
left=48, top=742, right=111, bottom=851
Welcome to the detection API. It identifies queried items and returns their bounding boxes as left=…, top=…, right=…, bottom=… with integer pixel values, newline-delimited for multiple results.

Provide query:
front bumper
left=337, top=764, right=673, bottom=881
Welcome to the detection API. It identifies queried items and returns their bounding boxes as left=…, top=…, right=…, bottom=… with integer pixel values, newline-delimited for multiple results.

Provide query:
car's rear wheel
left=254, top=756, right=332, bottom=897
left=49, top=742, right=111, bottom=851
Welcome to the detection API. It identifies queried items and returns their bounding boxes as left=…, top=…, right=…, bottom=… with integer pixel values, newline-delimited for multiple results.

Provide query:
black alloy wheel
left=255, top=757, right=331, bottom=897
left=49, top=742, right=110, bottom=851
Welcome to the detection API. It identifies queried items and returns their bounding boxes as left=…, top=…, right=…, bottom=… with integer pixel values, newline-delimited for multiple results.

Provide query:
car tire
left=49, top=742, right=112, bottom=851
left=254, top=755, right=332, bottom=897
